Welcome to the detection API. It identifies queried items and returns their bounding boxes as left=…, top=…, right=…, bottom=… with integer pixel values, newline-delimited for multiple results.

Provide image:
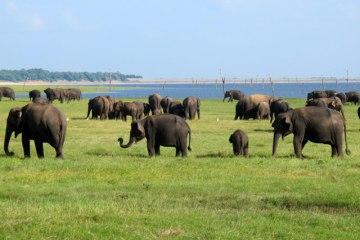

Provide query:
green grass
left=0, top=97, right=359, bottom=239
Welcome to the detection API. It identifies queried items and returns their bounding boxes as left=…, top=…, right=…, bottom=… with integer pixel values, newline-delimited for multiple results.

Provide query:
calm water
left=15, top=82, right=360, bottom=100
left=83, top=82, right=360, bottom=100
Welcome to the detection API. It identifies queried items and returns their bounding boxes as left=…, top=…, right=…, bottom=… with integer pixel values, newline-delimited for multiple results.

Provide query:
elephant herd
left=0, top=86, right=358, bottom=159
left=86, top=94, right=200, bottom=121
left=225, top=89, right=355, bottom=158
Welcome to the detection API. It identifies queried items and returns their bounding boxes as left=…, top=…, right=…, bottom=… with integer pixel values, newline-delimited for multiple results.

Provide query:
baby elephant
left=229, top=129, right=249, bottom=157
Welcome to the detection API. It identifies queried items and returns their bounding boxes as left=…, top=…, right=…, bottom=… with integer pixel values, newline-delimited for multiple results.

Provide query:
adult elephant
left=272, top=107, right=350, bottom=158
left=0, top=87, right=15, bottom=101
left=345, top=91, right=360, bottom=105
left=66, top=88, right=82, bottom=102
left=44, top=88, right=65, bottom=103
left=324, top=90, right=337, bottom=97
left=223, top=90, right=245, bottom=102
left=118, top=114, right=192, bottom=157
left=169, top=101, right=185, bottom=118
left=183, top=96, right=200, bottom=120
left=4, top=102, right=67, bottom=158
left=148, top=94, right=162, bottom=115
left=86, top=96, right=111, bottom=120
left=29, top=89, right=41, bottom=101
left=256, top=102, right=270, bottom=120
left=240, top=94, right=275, bottom=120
left=306, top=97, right=345, bottom=118
left=120, top=101, right=151, bottom=121
left=307, top=90, right=327, bottom=100
left=270, top=99, right=291, bottom=122
left=112, top=100, right=124, bottom=119
left=160, top=96, right=174, bottom=113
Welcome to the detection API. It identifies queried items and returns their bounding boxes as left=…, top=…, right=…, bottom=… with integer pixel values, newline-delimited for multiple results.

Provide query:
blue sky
left=0, top=0, right=359, bottom=78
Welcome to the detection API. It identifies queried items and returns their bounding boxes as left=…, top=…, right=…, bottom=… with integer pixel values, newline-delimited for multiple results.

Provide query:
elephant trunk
left=86, top=103, right=91, bottom=119
left=4, top=126, right=14, bottom=156
left=272, top=132, right=281, bottom=156
left=118, top=136, right=136, bottom=148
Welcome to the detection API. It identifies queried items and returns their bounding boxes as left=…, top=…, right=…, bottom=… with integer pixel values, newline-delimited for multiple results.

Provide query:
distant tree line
left=0, top=68, right=142, bottom=82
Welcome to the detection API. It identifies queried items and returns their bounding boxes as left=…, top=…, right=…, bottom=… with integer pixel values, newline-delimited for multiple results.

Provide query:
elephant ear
left=283, top=114, right=293, bottom=133
left=329, top=100, right=336, bottom=109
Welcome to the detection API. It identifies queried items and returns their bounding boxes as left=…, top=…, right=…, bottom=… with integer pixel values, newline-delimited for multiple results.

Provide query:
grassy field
left=0, top=97, right=359, bottom=239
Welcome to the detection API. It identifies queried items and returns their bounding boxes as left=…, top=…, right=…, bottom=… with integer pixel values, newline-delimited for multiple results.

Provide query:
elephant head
left=271, top=111, right=294, bottom=155
left=118, top=119, right=146, bottom=148
left=223, top=91, right=230, bottom=102
left=4, top=107, right=24, bottom=156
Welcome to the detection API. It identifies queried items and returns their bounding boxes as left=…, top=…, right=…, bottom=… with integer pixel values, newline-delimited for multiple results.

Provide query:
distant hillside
left=0, top=68, right=142, bottom=82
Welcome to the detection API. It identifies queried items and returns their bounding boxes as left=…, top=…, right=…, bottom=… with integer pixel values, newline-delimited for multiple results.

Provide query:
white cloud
left=3, top=0, right=46, bottom=31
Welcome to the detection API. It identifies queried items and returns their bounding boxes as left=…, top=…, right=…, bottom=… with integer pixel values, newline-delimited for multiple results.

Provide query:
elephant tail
left=343, top=118, right=351, bottom=155
left=187, top=129, right=192, bottom=152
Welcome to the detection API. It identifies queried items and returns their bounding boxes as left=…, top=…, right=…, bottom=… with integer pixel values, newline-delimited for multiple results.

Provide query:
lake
left=82, top=82, right=360, bottom=100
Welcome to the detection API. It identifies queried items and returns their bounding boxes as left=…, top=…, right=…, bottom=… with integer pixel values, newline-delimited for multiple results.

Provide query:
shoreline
left=1, top=79, right=360, bottom=86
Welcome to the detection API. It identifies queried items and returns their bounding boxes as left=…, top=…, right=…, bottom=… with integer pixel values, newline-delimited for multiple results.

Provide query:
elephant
left=272, top=107, right=350, bottom=158
left=307, top=90, right=326, bottom=100
left=29, top=89, right=41, bottom=101
left=324, top=90, right=337, bottom=97
left=229, top=129, right=249, bottom=157
left=335, top=92, right=347, bottom=104
left=44, top=88, right=66, bottom=103
left=118, top=114, right=192, bottom=157
left=4, top=102, right=67, bottom=158
left=86, top=96, right=111, bottom=120
left=234, top=98, right=247, bottom=120
left=345, top=91, right=360, bottom=105
left=306, top=97, right=344, bottom=118
left=236, top=94, right=275, bottom=120
left=160, top=96, right=174, bottom=113
left=256, top=102, right=270, bottom=120
left=168, top=101, right=185, bottom=118
left=0, top=87, right=15, bottom=101
left=270, top=99, right=291, bottom=123
left=112, top=100, right=124, bottom=119
left=119, top=101, right=151, bottom=121
left=183, top=96, right=200, bottom=120
left=65, top=88, right=82, bottom=102
left=223, top=90, right=245, bottom=102
left=148, top=94, right=162, bottom=115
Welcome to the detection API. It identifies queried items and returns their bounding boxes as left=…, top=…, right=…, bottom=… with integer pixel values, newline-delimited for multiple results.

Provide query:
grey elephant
left=148, top=94, right=162, bottom=115
left=270, top=99, right=291, bottom=122
left=65, top=88, right=82, bottom=102
left=44, top=88, right=66, bottom=103
left=272, top=107, right=350, bottom=158
left=86, top=96, right=111, bottom=120
left=345, top=91, right=360, bottom=105
left=223, top=90, right=245, bottom=102
left=229, top=129, right=249, bottom=157
left=169, top=101, right=185, bottom=118
left=183, top=96, right=200, bottom=120
left=160, top=96, right=174, bottom=113
left=0, top=87, right=15, bottom=101
left=119, top=101, right=151, bottom=121
left=29, top=89, right=41, bottom=101
left=118, top=114, right=192, bottom=157
left=239, top=94, right=276, bottom=120
left=256, top=102, right=270, bottom=120
left=4, top=102, right=67, bottom=158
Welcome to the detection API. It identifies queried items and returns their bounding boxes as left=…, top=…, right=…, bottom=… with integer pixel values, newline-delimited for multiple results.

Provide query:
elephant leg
left=155, top=144, right=160, bottom=156
left=180, top=140, right=188, bottom=157
left=22, top=134, right=31, bottom=158
left=335, top=136, right=344, bottom=157
left=243, top=145, right=249, bottom=157
left=131, top=114, right=135, bottom=122
left=331, top=145, right=338, bottom=157
left=293, top=135, right=304, bottom=158
left=34, top=140, right=44, bottom=158
left=175, top=147, right=181, bottom=157
left=147, top=142, right=155, bottom=157
left=197, top=109, right=200, bottom=119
